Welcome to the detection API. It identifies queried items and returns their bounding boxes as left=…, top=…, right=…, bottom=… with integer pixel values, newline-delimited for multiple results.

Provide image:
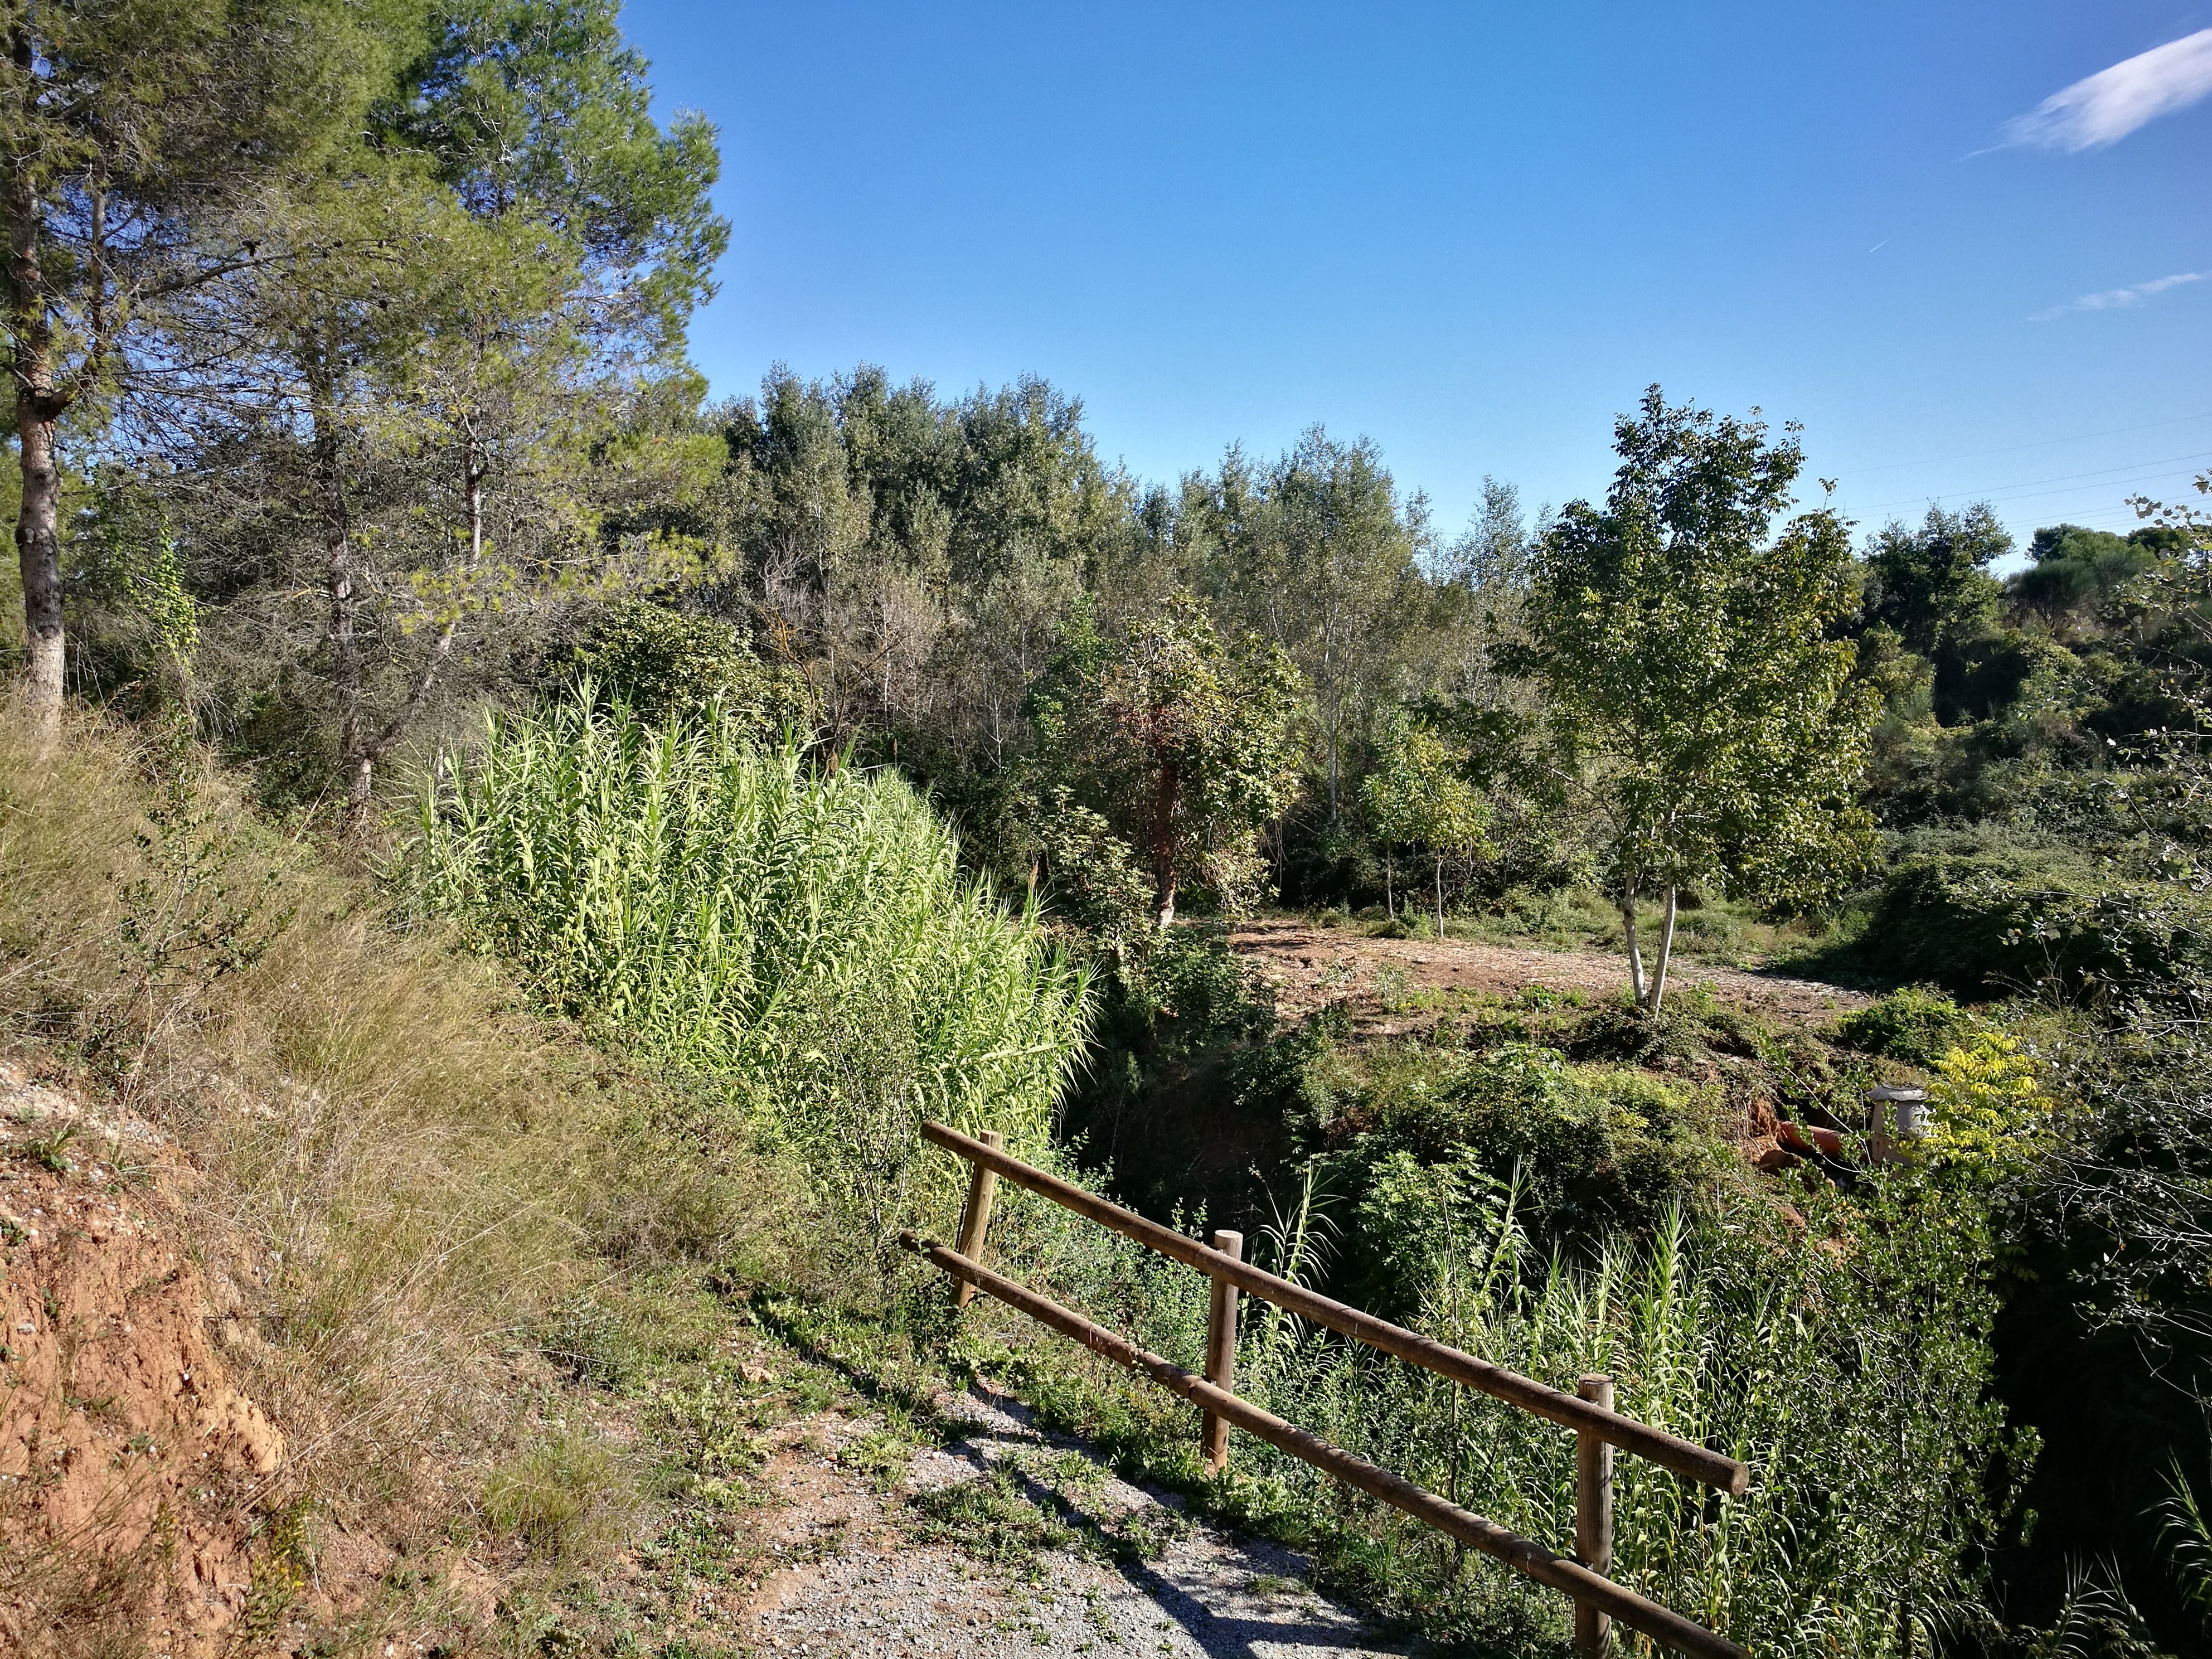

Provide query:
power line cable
left=1837, top=411, right=2212, bottom=477
left=1846, top=451, right=2212, bottom=515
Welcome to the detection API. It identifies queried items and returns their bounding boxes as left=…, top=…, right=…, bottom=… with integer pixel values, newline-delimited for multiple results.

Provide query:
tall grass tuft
left=405, top=687, right=1091, bottom=1240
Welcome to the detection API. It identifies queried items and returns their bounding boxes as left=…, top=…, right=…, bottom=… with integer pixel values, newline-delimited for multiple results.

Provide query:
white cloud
left=2032, top=270, right=2211, bottom=321
left=2002, top=28, right=2212, bottom=151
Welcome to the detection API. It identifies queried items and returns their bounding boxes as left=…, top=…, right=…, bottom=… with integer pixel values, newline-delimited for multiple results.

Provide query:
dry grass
left=0, top=704, right=811, bottom=1638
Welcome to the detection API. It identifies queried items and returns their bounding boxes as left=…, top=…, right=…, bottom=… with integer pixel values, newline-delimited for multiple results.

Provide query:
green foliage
left=1360, top=710, right=1492, bottom=934
left=2013, top=523, right=2164, bottom=624
left=1836, top=985, right=1973, bottom=1066
left=1502, top=387, right=1879, bottom=1007
left=1922, top=1032, right=2058, bottom=1180
left=578, top=601, right=809, bottom=729
left=1177, top=429, right=1441, bottom=826
left=1027, top=595, right=1304, bottom=924
left=1315, top=1044, right=1739, bottom=1285
left=1862, top=503, right=2010, bottom=656
left=389, top=0, right=729, bottom=351
left=1994, top=1012, right=2212, bottom=1649
left=1857, top=836, right=2212, bottom=1001
left=407, top=688, right=1090, bottom=1237
left=1027, top=785, right=1158, bottom=962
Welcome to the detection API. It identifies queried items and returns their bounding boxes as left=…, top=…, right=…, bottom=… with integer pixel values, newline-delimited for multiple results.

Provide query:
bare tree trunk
left=1620, top=892, right=1646, bottom=1006
left=6, top=65, right=64, bottom=730
left=1646, top=885, right=1679, bottom=1017
left=1151, top=757, right=1181, bottom=927
left=15, top=389, right=61, bottom=724
left=1384, top=852, right=1393, bottom=919
left=307, top=355, right=368, bottom=818
left=351, top=436, right=481, bottom=815
left=1434, top=853, right=1445, bottom=942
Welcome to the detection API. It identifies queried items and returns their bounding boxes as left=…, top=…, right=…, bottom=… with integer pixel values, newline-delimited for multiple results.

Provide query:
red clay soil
left=0, top=1063, right=284, bottom=1659
left=1228, top=918, right=1869, bottom=1034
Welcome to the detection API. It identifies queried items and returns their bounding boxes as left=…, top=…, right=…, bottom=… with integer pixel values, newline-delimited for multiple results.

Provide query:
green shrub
left=577, top=600, right=811, bottom=730
left=1673, top=906, right=1740, bottom=947
left=406, top=690, right=1090, bottom=1236
left=1321, top=1043, right=1738, bottom=1289
left=1836, top=985, right=1973, bottom=1066
left=1856, top=836, right=2212, bottom=1001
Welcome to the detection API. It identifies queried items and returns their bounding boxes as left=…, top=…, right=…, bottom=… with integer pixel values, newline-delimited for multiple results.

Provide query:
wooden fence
left=910, top=1119, right=1752, bottom=1659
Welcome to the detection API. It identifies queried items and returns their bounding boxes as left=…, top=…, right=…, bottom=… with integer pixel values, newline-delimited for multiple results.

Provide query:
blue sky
left=625, top=2, right=2212, bottom=559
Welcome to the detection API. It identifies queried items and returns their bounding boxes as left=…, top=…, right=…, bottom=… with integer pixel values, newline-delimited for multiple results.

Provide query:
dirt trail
left=741, top=1382, right=1422, bottom=1658
left=1229, top=919, right=1869, bottom=1031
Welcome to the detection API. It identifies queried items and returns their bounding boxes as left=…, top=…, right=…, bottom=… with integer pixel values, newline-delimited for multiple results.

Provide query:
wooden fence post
left=1202, top=1229, right=1244, bottom=1472
left=1575, top=1374, right=1614, bottom=1657
left=951, top=1129, right=1004, bottom=1310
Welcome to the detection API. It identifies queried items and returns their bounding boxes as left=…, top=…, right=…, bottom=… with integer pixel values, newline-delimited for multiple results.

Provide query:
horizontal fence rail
left=903, top=1231, right=1750, bottom=1659
left=919, top=1119, right=1749, bottom=1495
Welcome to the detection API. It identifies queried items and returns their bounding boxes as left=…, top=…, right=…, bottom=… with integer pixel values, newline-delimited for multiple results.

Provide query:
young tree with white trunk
left=1502, top=387, right=1877, bottom=1017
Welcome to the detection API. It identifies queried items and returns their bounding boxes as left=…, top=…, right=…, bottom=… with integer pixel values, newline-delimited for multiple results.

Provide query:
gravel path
left=741, top=1384, right=1424, bottom=1658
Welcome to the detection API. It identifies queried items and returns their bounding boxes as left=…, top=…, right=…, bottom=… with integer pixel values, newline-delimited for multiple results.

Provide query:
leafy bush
left=406, top=689, right=1090, bottom=1235
left=1921, top=1032, right=2055, bottom=1179
left=1836, top=984, right=1972, bottom=1065
left=1318, top=1042, right=1739, bottom=1284
left=576, top=601, right=811, bottom=730
left=1856, top=836, right=2212, bottom=1000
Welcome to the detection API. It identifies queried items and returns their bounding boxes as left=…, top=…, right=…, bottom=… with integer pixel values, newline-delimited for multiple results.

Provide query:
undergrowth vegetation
left=966, top=1166, right=2016, bottom=1659
left=0, top=698, right=2095, bottom=1658
left=0, top=706, right=807, bottom=1632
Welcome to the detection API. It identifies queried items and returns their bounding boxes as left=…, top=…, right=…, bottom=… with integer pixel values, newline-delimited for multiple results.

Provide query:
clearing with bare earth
left=1227, top=919, right=1870, bottom=1034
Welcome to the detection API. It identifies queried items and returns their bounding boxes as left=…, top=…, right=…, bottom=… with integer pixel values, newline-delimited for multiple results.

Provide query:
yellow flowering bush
left=1922, top=1032, right=2055, bottom=1177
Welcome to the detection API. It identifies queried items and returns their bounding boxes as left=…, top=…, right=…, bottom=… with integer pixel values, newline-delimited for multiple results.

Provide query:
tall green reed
left=404, top=687, right=1090, bottom=1243
left=1023, top=1158, right=2014, bottom=1658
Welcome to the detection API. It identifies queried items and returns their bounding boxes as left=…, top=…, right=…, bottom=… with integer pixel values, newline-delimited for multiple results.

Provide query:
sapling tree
left=1501, top=387, right=1876, bottom=1016
left=1361, top=712, right=1491, bottom=939
left=1029, top=596, right=1303, bottom=926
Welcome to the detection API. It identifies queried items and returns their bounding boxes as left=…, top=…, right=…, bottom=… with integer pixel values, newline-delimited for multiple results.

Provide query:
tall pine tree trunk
left=6, top=76, right=64, bottom=730
left=14, top=383, right=61, bottom=724
left=307, top=354, right=370, bottom=816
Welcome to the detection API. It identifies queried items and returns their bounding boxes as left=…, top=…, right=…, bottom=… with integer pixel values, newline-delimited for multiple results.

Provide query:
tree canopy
left=1027, top=596, right=1303, bottom=927
left=1502, top=386, right=1878, bottom=1013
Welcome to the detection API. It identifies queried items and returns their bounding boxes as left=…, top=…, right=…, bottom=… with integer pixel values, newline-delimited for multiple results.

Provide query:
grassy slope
left=0, top=711, right=1231, bottom=1658
left=0, top=711, right=844, bottom=1652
